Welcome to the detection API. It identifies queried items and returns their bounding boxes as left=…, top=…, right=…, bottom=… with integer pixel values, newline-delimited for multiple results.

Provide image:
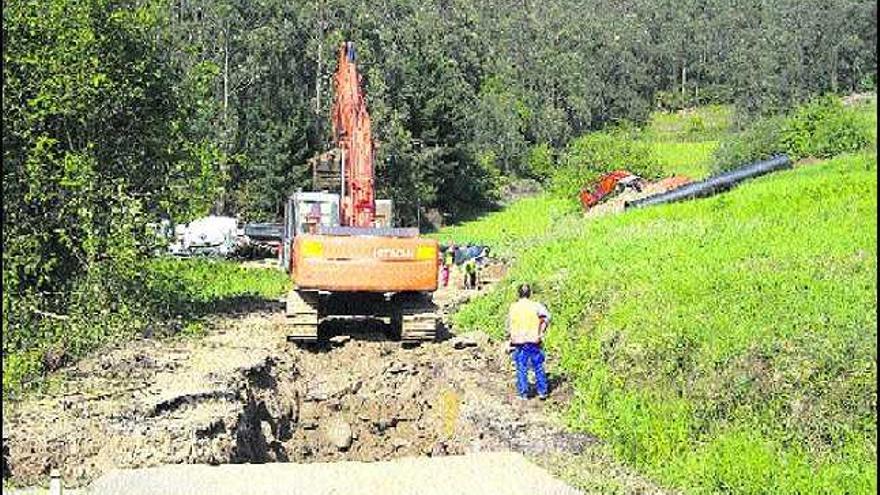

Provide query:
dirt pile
left=585, top=176, right=693, bottom=217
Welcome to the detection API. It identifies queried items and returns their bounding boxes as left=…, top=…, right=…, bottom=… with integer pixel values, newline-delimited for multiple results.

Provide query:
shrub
left=782, top=95, right=870, bottom=159
left=550, top=126, right=662, bottom=200
left=711, top=115, right=787, bottom=174
left=713, top=95, right=871, bottom=174
left=526, top=143, right=555, bottom=182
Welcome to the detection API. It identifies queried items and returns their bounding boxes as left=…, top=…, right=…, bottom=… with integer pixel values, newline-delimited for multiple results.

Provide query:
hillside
left=443, top=101, right=877, bottom=493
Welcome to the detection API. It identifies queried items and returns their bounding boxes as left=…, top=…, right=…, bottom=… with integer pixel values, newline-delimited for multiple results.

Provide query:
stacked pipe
left=624, top=155, right=792, bottom=210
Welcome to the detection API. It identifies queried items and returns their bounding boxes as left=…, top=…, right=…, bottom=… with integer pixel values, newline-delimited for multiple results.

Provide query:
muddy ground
left=2, top=265, right=671, bottom=494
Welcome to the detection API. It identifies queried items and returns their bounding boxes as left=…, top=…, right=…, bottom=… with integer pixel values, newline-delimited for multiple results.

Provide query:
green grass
left=646, top=104, right=734, bottom=143
left=2, top=257, right=291, bottom=399
left=426, top=194, right=578, bottom=258
left=641, top=104, right=731, bottom=180
left=147, top=257, right=290, bottom=305
left=649, top=140, right=718, bottom=179
left=449, top=150, right=877, bottom=494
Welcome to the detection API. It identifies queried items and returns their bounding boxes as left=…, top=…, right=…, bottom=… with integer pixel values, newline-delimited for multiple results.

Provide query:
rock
left=391, top=437, right=410, bottom=449
left=469, top=330, right=491, bottom=346
left=324, top=418, right=352, bottom=450
left=430, top=441, right=448, bottom=456
left=299, top=402, right=320, bottom=429
left=329, top=335, right=351, bottom=346
left=305, top=385, right=329, bottom=402
left=450, top=335, right=478, bottom=350
left=260, top=421, right=274, bottom=443
left=386, top=362, right=410, bottom=374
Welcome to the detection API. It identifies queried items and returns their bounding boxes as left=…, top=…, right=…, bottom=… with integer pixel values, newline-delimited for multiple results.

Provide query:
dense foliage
left=156, top=0, right=877, bottom=225
left=2, top=0, right=226, bottom=395
left=713, top=94, right=874, bottom=173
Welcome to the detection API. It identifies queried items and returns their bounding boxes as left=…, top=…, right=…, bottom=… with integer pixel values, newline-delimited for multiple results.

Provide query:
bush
left=550, top=126, right=662, bottom=200
left=526, top=143, right=555, bottom=182
left=712, top=115, right=787, bottom=173
left=782, top=95, right=870, bottom=159
left=713, top=95, right=871, bottom=174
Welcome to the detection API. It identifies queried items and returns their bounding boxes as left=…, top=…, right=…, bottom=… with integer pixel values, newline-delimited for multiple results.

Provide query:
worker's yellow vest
left=509, top=299, right=541, bottom=344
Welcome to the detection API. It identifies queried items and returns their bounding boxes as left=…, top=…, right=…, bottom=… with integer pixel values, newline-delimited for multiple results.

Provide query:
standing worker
left=475, top=247, right=489, bottom=290
left=441, top=244, right=454, bottom=287
left=507, top=283, right=550, bottom=400
left=463, top=256, right=477, bottom=290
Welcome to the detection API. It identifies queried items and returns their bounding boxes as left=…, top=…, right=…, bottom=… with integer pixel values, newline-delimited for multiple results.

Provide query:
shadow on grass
left=188, top=295, right=284, bottom=317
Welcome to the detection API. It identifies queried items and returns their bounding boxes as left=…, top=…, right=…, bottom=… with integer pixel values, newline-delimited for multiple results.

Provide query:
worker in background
left=506, top=283, right=550, bottom=400
left=454, top=244, right=465, bottom=265
left=441, top=243, right=454, bottom=287
left=474, top=247, right=489, bottom=290
left=463, top=256, right=477, bottom=290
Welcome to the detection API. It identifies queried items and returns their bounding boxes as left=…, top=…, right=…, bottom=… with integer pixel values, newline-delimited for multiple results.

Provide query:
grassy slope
left=444, top=100, right=876, bottom=493
left=647, top=104, right=733, bottom=180
left=426, top=195, right=578, bottom=259
left=650, top=140, right=717, bottom=180
left=454, top=151, right=876, bottom=493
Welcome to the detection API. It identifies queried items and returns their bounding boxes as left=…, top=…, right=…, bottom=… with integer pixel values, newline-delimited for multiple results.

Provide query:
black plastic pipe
left=624, top=154, right=792, bottom=210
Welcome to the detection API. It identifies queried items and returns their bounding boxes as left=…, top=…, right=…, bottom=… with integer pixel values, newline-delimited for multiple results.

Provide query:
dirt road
left=3, top=269, right=670, bottom=494
left=86, top=452, right=580, bottom=495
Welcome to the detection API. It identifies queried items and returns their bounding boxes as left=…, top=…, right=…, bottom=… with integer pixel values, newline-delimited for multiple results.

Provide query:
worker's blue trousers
left=512, top=343, right=548, bottom=397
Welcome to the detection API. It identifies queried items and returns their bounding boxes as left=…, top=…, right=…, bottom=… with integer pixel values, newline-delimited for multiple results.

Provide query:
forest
left=2, top=0, right=877, bottom=392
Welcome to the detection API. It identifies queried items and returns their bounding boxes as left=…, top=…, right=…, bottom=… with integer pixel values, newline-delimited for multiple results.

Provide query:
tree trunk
left=681, top=64, right=687, bottom=102
left=830, top=44, right=839, bottom=93
left=215, top=23, right=230, bottom=215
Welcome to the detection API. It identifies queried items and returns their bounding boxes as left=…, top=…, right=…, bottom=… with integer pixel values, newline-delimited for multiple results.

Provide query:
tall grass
left=451, top=151, right=877, bottom=493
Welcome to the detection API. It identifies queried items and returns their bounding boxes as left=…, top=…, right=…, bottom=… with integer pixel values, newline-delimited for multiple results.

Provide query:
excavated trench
left=3, top=265, right=594, bottom=488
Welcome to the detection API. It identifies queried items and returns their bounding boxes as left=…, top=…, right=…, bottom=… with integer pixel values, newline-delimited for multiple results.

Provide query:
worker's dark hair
left=518, top=283, right=531, bottom=299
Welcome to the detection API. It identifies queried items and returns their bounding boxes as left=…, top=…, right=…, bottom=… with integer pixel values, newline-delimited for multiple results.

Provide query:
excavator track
left=393, top=294, right=438, bottom=343
left=285, top=290, right=320, bottom=342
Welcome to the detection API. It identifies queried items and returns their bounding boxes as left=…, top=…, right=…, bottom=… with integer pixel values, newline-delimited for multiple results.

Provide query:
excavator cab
left=281, top=192, right=340, bottom=272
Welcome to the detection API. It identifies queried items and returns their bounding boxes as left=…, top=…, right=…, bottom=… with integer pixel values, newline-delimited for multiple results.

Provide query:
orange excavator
left=281, top=42, right=439, bottom=343
left=579, top=170, right=645, bottom=210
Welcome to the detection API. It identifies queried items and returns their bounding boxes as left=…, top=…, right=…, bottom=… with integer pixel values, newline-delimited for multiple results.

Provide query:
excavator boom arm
left=332, top=42, right=375, bottom=228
